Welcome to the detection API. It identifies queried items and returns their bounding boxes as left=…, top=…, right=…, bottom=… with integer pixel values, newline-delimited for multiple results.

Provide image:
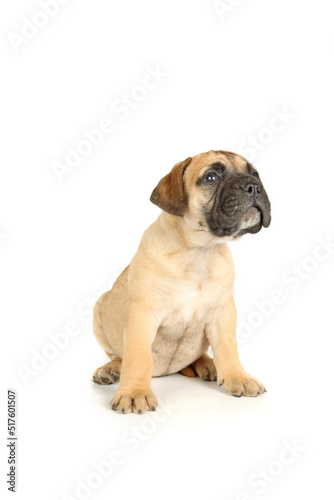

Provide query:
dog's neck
left=156, top=211, right=230, bottom=251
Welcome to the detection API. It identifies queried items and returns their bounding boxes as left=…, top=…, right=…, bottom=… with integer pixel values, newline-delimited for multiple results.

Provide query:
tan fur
left=92, top=150, right=266, bottom=414
left=179, top=366, right=196, bottom=378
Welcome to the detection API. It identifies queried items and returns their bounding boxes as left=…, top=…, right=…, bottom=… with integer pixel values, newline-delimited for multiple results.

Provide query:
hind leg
left=180, top=353, right=217, bottom=381
left=193, top=353, right=217, bottom=381
left=92, top=355, right=122, bottom=385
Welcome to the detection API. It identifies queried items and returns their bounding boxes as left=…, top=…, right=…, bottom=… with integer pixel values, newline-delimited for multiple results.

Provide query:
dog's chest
left=151, top=273, right=226, bottom=376
left=167, top=276, right=222, bottom=326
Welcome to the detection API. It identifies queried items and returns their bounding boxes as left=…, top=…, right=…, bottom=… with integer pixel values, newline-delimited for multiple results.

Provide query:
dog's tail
left=179, top=366, right=196, bottom=377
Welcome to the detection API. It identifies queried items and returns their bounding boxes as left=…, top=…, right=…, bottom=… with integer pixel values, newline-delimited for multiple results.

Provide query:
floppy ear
left=150, top=157, right=192, bottom=216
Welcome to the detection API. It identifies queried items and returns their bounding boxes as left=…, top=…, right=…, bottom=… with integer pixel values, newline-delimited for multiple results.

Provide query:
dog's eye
left=251, top=171, right=260, bottom=179
left=204, top=172, right=219, bottom=183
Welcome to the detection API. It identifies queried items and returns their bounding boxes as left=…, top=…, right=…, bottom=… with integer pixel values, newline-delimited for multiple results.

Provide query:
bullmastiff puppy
left=92, top=150, right=271, bottom=414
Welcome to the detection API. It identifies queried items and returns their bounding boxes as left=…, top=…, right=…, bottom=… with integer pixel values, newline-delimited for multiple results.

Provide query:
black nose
left=241, top=181, right=261, bottom=198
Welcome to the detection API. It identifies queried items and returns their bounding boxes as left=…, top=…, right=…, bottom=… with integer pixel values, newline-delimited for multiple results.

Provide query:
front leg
left=111, top=304, right=158, bottom=414
left=207, top=296, right=266, bottom=397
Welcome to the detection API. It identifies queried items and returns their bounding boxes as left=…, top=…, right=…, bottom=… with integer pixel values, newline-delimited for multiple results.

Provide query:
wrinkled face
left=150, top=150, right=271, bottom=239
left=185, top=150, right=271, bottom=237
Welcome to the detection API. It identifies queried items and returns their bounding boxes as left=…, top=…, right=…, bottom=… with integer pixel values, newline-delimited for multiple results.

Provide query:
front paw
left=219, top=371, right=266, bottom=397
left=110, top=387, right=158, bottom=414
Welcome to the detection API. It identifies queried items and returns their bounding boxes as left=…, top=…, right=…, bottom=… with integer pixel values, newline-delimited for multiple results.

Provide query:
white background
left=1, top=1, right=334, bottom=499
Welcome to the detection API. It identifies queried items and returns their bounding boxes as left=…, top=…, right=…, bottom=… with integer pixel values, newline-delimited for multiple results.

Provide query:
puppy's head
left=150, top=150, right=271, bottom=238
